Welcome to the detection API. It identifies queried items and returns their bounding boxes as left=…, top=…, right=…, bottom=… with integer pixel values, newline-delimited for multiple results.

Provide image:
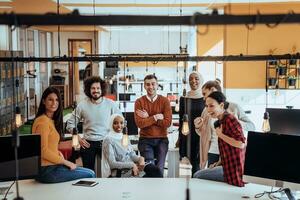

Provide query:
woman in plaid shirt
left=194, top=91, right=246, bottom=187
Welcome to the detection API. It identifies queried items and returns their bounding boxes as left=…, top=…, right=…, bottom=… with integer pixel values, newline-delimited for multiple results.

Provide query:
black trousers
left=80, top=140, right=102, bottom=171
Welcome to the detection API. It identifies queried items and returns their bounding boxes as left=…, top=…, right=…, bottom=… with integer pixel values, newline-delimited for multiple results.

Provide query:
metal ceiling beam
left=1, top=54, right=299, bottom=62
left=0, top=11, right=300, bottom=26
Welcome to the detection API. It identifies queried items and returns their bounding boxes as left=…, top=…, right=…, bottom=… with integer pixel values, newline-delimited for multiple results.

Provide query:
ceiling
left=0, top=0, right=299, bottom=15
left=0, top=0, right=299, bottom=32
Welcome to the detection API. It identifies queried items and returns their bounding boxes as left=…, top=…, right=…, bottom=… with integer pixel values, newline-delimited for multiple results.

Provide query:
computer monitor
left=122, top=112, right=138, bottom=135
left=266, top=108, right=300, bottom=136
left=243, top=131, right=300, bottom=192
left=0, top=134, right=41, bottom=182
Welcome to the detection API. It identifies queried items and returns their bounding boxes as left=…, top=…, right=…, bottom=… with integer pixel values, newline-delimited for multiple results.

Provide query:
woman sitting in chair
left=102, top=114, right=162, bottom=178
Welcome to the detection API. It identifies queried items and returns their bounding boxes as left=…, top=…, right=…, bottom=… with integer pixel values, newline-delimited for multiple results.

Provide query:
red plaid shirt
left=218, top=112, right=246, bottom=187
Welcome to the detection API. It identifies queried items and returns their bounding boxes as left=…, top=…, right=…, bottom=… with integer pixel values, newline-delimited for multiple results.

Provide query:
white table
left=2, top=178, right=280, bottom=200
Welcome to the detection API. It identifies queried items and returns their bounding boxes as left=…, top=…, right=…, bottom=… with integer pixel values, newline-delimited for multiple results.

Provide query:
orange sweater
left=134, top=95, right=172, bottom=138
left=32, top=115, right=64, bottom=166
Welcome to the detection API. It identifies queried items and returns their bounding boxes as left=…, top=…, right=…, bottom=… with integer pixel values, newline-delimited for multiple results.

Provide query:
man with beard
left=67, top=76, right=121, bottom=172
left=134, top=74, right=172, bottom=174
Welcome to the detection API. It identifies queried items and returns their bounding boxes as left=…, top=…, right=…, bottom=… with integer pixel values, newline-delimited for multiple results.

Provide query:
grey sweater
left=66, top=97, right=121, bottom=141
left=102, top=136, right=140, bottom=170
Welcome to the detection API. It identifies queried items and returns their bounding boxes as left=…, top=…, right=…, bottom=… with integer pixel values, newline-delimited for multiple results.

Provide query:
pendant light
left=175, top=61, right=180, bottom=112
left=121, top=120, right=129, bottom=147
left=72, top=101, right=80, bottom=150
left=262, top=76, right=271, bottom=133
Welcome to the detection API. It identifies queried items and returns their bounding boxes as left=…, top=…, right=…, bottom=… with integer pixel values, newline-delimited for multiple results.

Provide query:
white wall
left=0, top=25, right=9, bottom=50
left=100, top=27, right=188, bottom=54
left=52, top=31, right=97, bottom=56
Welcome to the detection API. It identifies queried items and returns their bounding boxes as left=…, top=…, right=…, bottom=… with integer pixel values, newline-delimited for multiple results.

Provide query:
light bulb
left=121, top=134, right=129, bottom=147
left=15, top=107, right=22, bottom=128
left=109, top=79, right=113, bottom=85
left=125, top=78, right=130, bottom=85
left=182, top=114, right=190, bottom=136
left=262, top=112, right=271, bottom=133
left=15, top=113, right=22, bottom=128
left=72, top=129, right=80, bottom=150
left=175, top=99, right=180, bottom=112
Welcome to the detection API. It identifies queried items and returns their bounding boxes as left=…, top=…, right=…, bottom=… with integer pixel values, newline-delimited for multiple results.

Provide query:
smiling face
left=43, top=93, right=59, bottom=116
left=189, top=73, right=200, bottom=91
left=205, top=97, right=225, bottom=119
left=90, top=82, right=102, bottom=101
left=144, top=78, right=158, bottom=97
left=112, top=116, right=124, bottom=133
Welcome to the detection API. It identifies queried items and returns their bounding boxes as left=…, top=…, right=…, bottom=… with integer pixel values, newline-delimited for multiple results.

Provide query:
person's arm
left=216, top=118, right=246, bottom=149
left=134, top=99, right=156, bottom=129
left=230, top=103, right=255, bottom=132
left=102, top=140, right=135, bottom=170
left=66, top=104, right=82, bottom=134
left=156, top=98, right=172, bottom=128
left=34, top=123, right=64, bottom=164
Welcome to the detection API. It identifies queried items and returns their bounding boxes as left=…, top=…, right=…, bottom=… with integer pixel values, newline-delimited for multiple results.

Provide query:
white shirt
left=146, top=94, right=158, bottom=103
left=208, top=118, right=219, bottom=155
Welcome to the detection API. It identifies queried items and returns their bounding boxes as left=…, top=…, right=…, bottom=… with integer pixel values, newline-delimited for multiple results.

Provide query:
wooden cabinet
left=51, top=85, right=69, bottom=108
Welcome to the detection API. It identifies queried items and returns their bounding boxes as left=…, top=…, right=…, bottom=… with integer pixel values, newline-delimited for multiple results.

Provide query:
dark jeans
left=138, top=138, right=169, bottom=174
left=36, top=165, right=95, bottom=183
left=208, top=153, right=220, bottom=167
left=80, top=140, right=102, bottom=171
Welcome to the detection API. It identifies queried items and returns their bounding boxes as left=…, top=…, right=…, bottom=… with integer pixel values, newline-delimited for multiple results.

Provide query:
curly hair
left=83, top=76, right=107, bottom=98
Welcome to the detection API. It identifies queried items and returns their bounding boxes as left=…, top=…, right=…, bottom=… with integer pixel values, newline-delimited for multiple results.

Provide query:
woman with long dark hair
left=32, top=87, right=95, bottom=183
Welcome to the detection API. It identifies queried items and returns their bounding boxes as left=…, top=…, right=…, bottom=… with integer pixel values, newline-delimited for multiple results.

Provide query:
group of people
left=32, top=71, right=255, bottom=187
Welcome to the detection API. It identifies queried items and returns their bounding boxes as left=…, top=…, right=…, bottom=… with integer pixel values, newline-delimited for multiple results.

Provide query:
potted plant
left=289, top=59, right=297, bottom=65
left=268, top=60, right=278, bottom=65
left=268, top=77, right=277, bottom=88
left=277, top=65, right=287, bottom=78
left=287, top=76, right=297, bottom=88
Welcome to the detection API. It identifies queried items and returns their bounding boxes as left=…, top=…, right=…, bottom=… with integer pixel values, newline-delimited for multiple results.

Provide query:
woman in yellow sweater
left=32, top=87, right=95, bottom=183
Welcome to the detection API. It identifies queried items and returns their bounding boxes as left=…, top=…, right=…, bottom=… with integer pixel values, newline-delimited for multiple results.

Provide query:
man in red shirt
left=134, top=74, right=172, bottom=174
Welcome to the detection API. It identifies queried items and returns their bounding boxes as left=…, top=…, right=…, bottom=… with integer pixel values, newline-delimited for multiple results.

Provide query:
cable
left=2, top=181, right=16, bottom=200
left=266, top=11, right=295, bottom=29
left=57, top=0, right=61, bottom=57
left=254, top=187, right=285, bottom=200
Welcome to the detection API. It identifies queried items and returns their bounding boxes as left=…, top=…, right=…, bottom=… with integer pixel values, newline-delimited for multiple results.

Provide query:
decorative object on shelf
left=288, top=76, right=297, bottom=88
left=277, top=65, right=287, bottom=78
left=266, top=58, right=299, bottom=90
left=268, top=77, right=277, bottom=89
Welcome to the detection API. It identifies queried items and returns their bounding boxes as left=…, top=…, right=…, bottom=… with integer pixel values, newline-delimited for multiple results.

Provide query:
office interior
left=1, top=0, right=300, bottom=200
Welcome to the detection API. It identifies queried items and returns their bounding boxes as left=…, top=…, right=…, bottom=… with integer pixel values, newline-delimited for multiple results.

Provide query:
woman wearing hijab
left=101, top=114, right=162, bottom=178
left=178, top=71, right=206, bottom=175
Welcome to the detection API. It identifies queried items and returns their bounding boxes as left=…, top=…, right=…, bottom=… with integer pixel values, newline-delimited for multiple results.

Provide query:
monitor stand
left=284, top=188, right=296, bottom=200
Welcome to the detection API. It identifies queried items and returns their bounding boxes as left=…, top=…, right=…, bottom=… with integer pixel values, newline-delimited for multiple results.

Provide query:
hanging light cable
left=182, top=58, right=189, bottom=136
left=175, top=61, right=180, bottom=112
left=122, top=60, right=129, bottom=147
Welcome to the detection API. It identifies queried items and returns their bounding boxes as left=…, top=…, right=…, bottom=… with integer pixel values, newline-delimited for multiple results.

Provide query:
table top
left=3, top=178, right=277, bottom=200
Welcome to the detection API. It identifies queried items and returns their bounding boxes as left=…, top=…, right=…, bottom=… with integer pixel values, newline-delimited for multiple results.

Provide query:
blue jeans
left=138, top=138, right=168, bottom=174
left=193, top=166, right=224, bottom=182
left=207, top=153, right=220, bottom=167
left=36, top=165, right=95, bottom=183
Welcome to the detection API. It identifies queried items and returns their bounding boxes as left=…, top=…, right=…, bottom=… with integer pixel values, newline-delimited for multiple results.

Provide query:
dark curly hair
left=34, top=86, right=63, bottom=137
left=84, top=76, right=107, bottom=99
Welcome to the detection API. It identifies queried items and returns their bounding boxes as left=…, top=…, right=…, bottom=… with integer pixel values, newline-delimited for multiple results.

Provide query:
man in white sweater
left=67, top=76, right=121, bottom=172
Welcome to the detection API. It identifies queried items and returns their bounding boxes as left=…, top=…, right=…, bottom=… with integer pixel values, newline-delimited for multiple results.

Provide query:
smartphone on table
left=72, top=180, right=98, bottom=187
